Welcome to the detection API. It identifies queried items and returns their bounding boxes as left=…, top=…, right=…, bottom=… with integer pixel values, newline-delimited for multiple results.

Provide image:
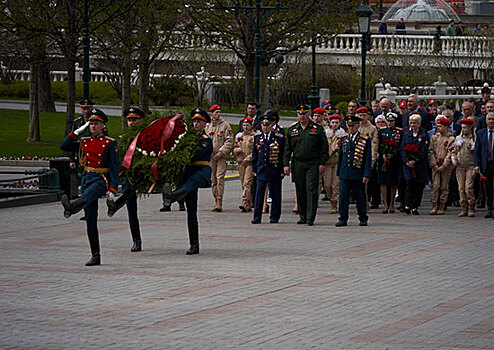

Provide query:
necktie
left=489, top=129, right=493, bottom=161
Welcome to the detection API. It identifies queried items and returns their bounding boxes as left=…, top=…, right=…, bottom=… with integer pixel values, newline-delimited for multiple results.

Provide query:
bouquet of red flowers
left=380, top=138, right=399, bottom=171
left=403, top=143, right=420, bottom=177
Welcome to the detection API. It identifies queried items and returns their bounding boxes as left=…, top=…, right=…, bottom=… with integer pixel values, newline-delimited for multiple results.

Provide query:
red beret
left=399, top=101, right=407, bottom=108
left=209, top=104, right=221, bottom=112
left=356, top=106, right=370, bottom=115
left=313, top=107, right=325, bottom=115
left=428, top=99, right=436, bottom=105
left=328, top=114, right=341, bottom=120
left=460, top=118, right=474, bottom=125
left=436, top=117, right=451, bottom=126
left=241, top=116, right=253, bottom=124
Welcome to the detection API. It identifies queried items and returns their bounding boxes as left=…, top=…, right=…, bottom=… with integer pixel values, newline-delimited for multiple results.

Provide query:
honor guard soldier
left=163, top=108, right=213, bottom=255
left=335, top=114, right=372, bottom=227
left=205, top=104, right=234, bottom=212
left=107, top=107, right=145, bottom=252
left=60, top=108, right=119, bottom=266
left=284, top=104, right=329, bottom=226
left=251, top=114, right=285, bottom=224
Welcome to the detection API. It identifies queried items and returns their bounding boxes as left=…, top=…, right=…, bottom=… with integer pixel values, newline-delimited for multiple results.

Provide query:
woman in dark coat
left=400, top=113, right=430, bottom=215
left=377, top=113, right=403, bottom=213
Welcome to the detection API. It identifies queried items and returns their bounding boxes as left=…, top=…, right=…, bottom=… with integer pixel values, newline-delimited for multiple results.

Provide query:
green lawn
left=0, top=109, right=123, bottom=158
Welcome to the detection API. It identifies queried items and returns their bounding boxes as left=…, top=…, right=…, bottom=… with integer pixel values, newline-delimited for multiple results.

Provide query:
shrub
left=149, top=77, right=195, bottom=106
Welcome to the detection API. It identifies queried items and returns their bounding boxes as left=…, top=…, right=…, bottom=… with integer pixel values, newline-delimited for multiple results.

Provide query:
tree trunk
left=121, top=53, right=132, bottom=131
left=138, top=59, right=150, bottom=115
left=65, top=58, right=77, bottom=135
left=38, top=60, right=56, bottom=113
left=28, top=62, right=40, bottom=142
left=244, top=59, right=255, bottom=104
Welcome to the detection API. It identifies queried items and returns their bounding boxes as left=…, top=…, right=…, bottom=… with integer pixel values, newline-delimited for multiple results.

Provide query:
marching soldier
left=234, top=117, right=255, bottom=212
left=251, top=114, right=285, bottom=224
left=60, top=108, right=119, bottom=266
left=205, top=104, right=234, bottom=212
left=106, top=107, right=145, bottom=252
left=336, top=115, right=372, bottom=227
left=284, top=104, right=329, bottom=226
left=162, top=108, right=213, bottom=255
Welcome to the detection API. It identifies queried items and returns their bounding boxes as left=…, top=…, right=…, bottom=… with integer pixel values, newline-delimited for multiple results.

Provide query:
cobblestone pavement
left=1, top=178, right=493, bottom=349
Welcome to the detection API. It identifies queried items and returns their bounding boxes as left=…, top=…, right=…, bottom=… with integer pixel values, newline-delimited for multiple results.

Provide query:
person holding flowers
left=401, top=113, right=430, bottom=215
left=451, top=118, right=476, bottom=217
left=323, top=114, right=346, bottom=214
left=377, top=113, right=402, bottom=213
left=428, top=116, right=455, bottom=215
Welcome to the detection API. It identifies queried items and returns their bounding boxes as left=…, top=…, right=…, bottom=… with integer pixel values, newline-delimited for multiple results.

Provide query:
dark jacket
left=401, top=127, right=430, bottom=183
left=474, top=128, right=494, bottom=174
left=337, top=132, right=372, bottom=181
left=252, top=131, right=285, bottom=181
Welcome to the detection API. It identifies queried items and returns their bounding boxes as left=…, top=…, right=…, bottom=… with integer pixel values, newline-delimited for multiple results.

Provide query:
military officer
left=336, top=115, right=372, bottom=227
left=60, top=108, right=119, bottom=266
left=206, top=104, right=234, bottom=212
left=251, top=114, right=285, bottom=224
left=106, top=107, right=145, bottom=252
left=284, top=104, right=329, bottom=226
left=162, top=108, right=213, bottom=255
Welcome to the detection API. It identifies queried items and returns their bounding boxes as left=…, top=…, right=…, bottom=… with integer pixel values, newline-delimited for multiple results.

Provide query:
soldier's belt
left=191, top=161, right=210, bottom=166
left=84, top=166, right=109, bottom=173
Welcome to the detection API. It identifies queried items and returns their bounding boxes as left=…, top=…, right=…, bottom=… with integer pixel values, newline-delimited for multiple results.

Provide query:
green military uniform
left=284, top=105, right=329, bottom=224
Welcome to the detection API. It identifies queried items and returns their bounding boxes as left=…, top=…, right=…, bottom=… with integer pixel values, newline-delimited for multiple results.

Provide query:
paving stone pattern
left=1, top=177, right=493, bottom=349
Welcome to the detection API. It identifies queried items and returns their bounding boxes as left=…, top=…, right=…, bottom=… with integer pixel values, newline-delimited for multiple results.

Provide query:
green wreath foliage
left=117, top=112, right=199, bottom=195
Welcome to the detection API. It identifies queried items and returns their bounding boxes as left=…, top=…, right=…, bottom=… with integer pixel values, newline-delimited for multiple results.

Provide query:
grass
left=0, top=109, right=123, bottom=158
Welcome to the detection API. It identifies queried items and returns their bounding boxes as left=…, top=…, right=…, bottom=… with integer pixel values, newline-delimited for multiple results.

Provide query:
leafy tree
left=182, top=0, right=358, bottom=106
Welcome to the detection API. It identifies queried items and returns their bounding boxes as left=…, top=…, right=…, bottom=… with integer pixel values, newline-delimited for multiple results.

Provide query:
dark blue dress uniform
left=337, top=129, right=372, bottom=225
left=162, top=108, right=213, bottom=255
left=106, top=107, right=145, bottom=252
left=377, top=126, right=402, bottom=186
left=252, top=124, right=285, bottom=223
left=400, top=127, right=430, bottom=212
left=60, top=108, right=119, bottom=265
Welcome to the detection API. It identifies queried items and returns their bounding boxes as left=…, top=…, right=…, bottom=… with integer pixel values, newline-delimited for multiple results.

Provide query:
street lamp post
left=307, top=36, right=320, bottom=109
left=356, top=0, right=373, bottom=107
left=235, top=0, right=287, bottom=107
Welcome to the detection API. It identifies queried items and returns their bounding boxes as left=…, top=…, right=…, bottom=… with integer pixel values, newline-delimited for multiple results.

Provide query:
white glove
left=107, top=192, right=116, bottom=201
left=74, top=121, right=90, bottom=136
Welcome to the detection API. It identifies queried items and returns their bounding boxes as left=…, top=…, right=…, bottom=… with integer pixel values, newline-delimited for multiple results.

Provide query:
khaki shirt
left=205, top=117, right=234, bottom=158
left=429, top=131, right=455, bottom=167
left=450, top=134, right=475, bottom=167
left=358, top=121, right=378, bottom=166
left=234, top=129, right=255, bottom=163
left=326, top=128, right=345, bottom=165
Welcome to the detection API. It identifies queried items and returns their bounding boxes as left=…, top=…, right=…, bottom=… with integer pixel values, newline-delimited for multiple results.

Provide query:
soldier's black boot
left=61, top=195, right=87, bottom=218
left=186, top=241, right=199, bottom=255
left=129, top=221, right=142, bottom=252
left=86, top=231, right=101, bottom=266
left=163, top=183, right=187, bottom=207
left=107, top=191, right=131, bottom=217
left=186, top=222, right=199, bottom=255
left=178, top=198, right=186, bottom=211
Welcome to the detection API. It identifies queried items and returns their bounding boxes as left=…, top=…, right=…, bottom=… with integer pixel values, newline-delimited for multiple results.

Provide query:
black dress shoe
left=297, top=219, right=307, bottom=224
left=179, top=203, right=186, bottom=211
left=485, top=211, right=493, bottom=218
left=85, top=256, right=101, bottom=266
left=335, top=220, right=347, bottom=227
left=404, top=206, right=411, bottom=215
left=412, top=208, right=419, bottom=215
left=131, top=241, right=142, bottom=252
left=269, top=219, right=279, bottom=223
left=251, top=219, right=261, bottom=224
left=307, top=220, right=314, bottom=226
left=159, top=205, right=171, bottom=212
left=359, top=221, right=368, bottom=226
left=186, top=245, right=199, bottom=255
left=80, top=216, right=86, bottom=221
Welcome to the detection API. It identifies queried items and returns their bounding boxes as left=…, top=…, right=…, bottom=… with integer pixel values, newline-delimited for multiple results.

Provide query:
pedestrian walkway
left=0, top=178, right=493, bottom=349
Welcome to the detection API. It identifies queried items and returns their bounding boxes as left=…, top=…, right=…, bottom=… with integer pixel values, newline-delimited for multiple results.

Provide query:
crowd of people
left=59, top=90, right=494, bottom=265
